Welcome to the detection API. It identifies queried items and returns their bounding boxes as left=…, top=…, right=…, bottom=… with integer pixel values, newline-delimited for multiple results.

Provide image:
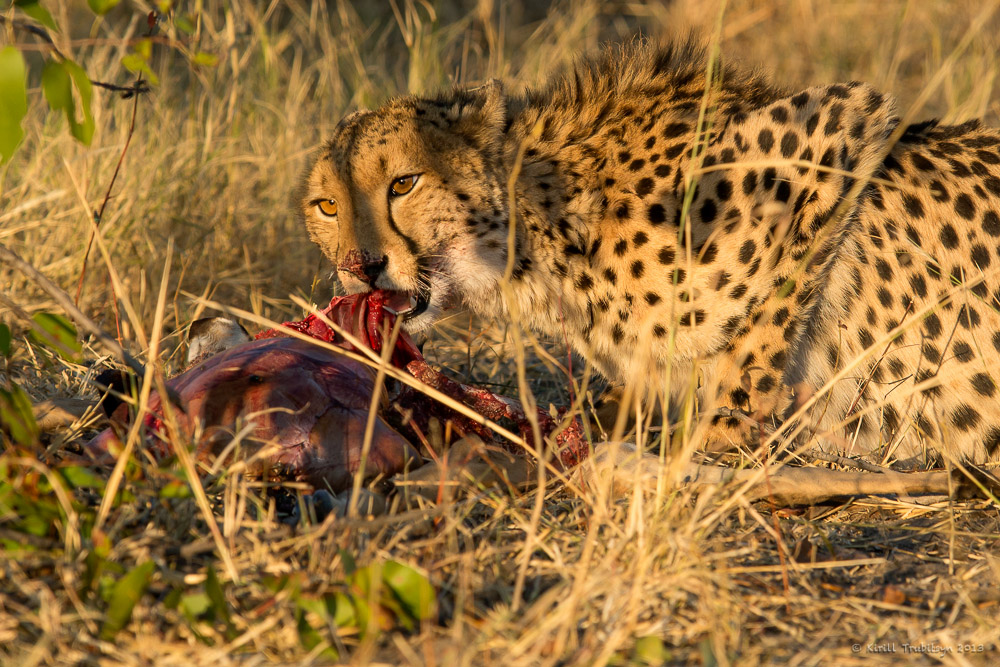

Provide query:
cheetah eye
left=316, top=199, right=338, bottom=218
left=390, top=175, right=418, bottom=197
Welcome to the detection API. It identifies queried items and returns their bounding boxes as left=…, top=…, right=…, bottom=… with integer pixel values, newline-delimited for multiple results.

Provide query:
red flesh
left=88, top=291, right=590, bottom=487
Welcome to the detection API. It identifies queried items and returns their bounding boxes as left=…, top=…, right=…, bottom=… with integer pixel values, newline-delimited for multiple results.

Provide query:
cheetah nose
left=339, top=250, right=388, bottom=287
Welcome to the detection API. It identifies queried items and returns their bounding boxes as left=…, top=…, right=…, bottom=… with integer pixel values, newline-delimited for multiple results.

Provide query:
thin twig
left=73, top=11, right=159, bottom=323
left=73, top=79, right=142, bottom=315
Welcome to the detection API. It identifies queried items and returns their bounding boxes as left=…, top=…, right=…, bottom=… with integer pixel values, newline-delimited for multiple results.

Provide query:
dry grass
left=2, top=0, right=1000, bottom=664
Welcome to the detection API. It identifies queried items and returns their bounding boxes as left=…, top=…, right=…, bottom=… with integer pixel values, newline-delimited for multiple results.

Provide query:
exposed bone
left=32, top=398, right=107, bottom=432
left=186, top=317, right=252, bottom=366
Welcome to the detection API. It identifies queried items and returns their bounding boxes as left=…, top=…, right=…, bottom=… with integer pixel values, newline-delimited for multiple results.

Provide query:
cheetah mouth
left=380, top=289, right=430, bottom=320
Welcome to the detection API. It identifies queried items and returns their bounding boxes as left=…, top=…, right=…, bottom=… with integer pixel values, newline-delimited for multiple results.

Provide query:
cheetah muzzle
left=301, top=40, right=1000, bottom=465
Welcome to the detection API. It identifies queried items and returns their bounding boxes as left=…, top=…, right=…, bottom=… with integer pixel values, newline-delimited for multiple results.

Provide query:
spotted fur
left=301, top=41, right=1000, bottom=464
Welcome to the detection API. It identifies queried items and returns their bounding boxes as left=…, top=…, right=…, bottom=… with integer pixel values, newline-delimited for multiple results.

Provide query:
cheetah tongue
left=381, top=290, right=418, bottom=316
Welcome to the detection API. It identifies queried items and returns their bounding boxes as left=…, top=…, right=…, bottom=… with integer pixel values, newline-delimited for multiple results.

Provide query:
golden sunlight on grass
left=1, top=1, right=999, bottom=664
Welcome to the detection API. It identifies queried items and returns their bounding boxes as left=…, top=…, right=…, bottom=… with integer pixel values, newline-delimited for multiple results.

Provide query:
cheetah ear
left=449, top=78, right=507, bottom=156
left=335, top=108, right=372, bottom=130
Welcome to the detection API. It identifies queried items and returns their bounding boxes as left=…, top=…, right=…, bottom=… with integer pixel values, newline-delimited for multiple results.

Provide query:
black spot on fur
left=662, top=122, right=688, bottom=139
left=909, top=273, right=927, bottom=298
left=700, top=199, right=717, bottom=223
left=902, top=194, right=924, bottom=219
left=700, top=242, right=718, bottom=263
left=909, top=152, right=935, bottom=171
left=954, top=193, right=976, bottom=220
left=983, top=210, right=1000, bottom=236
left=972, top=373, right=996, bottom=397
left=780, top=131, right=799, bottom=158
left=635, top=178, right=655, bottom=198
left=758, top=129, right=775, bottom=153
left=716, top=179, right=733, bottom=201
left=647, top=203, right=667, bottom=225
left=775, top=181, right=791, bottom=203
left=971, top=244, right=991, bottom=268
left=953, top=341, right=974, bottom=362
left=678, top=310, right=706, bottom=326
left=939, top=224, right=959, bottom=249
left=952, top=404, right=981, bottom=431
left=957, top=305, right=980, bottom=329
left=756, top=374, right=776, bottom=393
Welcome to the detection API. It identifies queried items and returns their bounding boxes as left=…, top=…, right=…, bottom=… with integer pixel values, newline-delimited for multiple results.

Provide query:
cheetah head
left=300, top=82, right=509, bottom=333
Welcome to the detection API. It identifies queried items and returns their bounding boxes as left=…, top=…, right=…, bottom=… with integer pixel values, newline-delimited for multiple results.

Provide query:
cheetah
left=299, top=41, right=1000, bottom=465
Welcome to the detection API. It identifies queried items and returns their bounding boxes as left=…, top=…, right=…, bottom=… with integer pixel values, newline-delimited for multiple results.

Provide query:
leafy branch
left=0, top=15, right=151, bottom=97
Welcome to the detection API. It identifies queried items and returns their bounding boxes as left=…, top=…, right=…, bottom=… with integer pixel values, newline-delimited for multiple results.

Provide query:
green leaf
left=120, top=54, right=159, bottom=87
left=14, top=1, right=57, bottom=31
left=179, top=592, right=211, bottom=620
left=175, top=14, right=195, bottom=34
left=82, top=550, right=108, bottom=595
left=0, top=46, right=28, bottom=163
left=62, top=61, right=95, bottom=145
left=330, top=592, right=358, bottom=628
left=295, top=606, right=338, bottom=660
left=0, top=385, right=40, bottom=446
left=159, top=479, right=192, bottom=498
left=42, top=60, right=72, bottom=116
left=86, top=0, right=121, bottom=15
left=29, top=312, right=82, bottom=362
left=101, top=561, right=155, bottom=640
left=120, top=54, right=146, bottom=72
left=191, top=52, right=218, bottom=67
left=134, top=39, right=153, bottom=61
left=634, top=636, right=671, bottom=665
left=339, top=549, right=357, bottom=575
left=381, top=560, right=435, bottom=624
left=60, top=466, right=106, bottom=491
left=205, top=566, right=235, bottom=635
left=0, top=323, right=11, bottom=358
